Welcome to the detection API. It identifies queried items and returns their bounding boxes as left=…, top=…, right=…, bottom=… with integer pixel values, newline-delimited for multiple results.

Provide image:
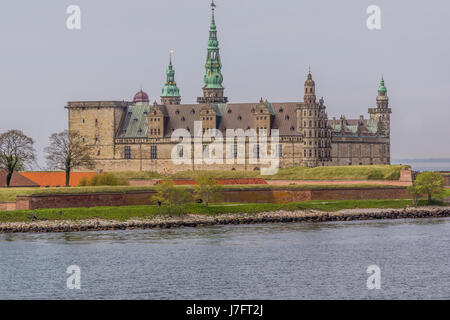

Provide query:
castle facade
left=66, top=3, right=391, bottom=174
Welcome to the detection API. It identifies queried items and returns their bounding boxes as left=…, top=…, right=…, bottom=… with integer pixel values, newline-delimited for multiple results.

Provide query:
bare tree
left=45, top=130, right=94, bottom=187
left=0, top=130, right=36, bottom=187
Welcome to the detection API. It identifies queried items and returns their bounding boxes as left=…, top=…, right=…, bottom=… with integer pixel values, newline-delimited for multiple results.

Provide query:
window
left=233, top=142, right=238, bottom=159
left=150, top=146, right=157, bottom=159
left=124, top=146, right=131, bottom=159
left=177, top=145, right=183, bottom=158
left=253, top=144, right=260, bottom=159
left=203, top=144, right=209, bottom=158
left=278, top=144, right=283, bottom=157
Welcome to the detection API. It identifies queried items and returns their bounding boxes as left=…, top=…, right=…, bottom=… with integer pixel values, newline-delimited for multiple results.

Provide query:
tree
left=44, top=130, right=94, bottom=187
left=0, top=130, right=36, bottom=187
left=413, top=171, right=445, bottom=204
left=152, top=179, right=190, bottom=216
left=193, top=175, right=223, bottom=208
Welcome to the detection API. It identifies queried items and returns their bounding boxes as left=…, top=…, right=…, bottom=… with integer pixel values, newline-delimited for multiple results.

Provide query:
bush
left=78, top=177, right=89, bottom=186
left=78, top=173, right=129, bottom=186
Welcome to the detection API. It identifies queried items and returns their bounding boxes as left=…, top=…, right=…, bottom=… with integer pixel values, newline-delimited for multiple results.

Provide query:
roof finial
left=211, top=0, right=216, bottom=13
left=169, top=49, right=174, bottom=65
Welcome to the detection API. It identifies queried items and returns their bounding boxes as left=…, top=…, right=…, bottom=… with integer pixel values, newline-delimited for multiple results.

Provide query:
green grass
left=115, top=165, right=409, bottom=181
left=0, top=183, right=404, bottom=203
left=443, top=188, right=450, bottom=198
left=0, top=199, right=433, bottom=223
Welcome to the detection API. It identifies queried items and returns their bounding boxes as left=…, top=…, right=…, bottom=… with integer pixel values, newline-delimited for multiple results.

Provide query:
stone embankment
left=0, top=207, right=449, bottom=234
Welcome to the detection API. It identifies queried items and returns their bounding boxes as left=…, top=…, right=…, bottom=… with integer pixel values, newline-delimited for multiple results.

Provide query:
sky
left=0, top=0, right=449, bottom=168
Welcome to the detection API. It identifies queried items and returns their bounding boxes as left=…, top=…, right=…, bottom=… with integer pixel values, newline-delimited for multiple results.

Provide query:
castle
left=66, top=2, right=391, bottom=174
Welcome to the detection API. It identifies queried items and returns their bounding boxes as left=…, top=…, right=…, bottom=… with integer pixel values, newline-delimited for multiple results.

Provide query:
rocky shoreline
left=0, top=206, right=449, bottom=234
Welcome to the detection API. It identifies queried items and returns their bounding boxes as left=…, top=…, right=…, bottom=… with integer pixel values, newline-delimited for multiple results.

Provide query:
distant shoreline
left=1, top=207, right=449, bottom=234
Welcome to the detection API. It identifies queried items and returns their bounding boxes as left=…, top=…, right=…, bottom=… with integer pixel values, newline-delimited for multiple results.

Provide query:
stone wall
left=330, top=136, right=390, bottom=166
left=14, top=187, right=410, bottom=210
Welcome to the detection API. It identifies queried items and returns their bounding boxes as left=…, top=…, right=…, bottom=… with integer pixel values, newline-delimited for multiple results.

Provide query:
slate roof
left=328, top=118, right=379, bottom=137
left=116, top=101, right=302, bottom=138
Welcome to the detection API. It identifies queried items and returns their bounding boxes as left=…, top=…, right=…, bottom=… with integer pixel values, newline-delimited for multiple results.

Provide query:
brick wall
left=443, top=174, right=450, bottom=186
left=0, top=202, right=16, bottom=211
left=310, top=187, right=409, bottom=200
left=14, top=187, right=410, bottom=210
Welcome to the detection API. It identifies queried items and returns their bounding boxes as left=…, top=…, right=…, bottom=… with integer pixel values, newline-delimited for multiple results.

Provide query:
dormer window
left=175, top=109, right=180, bottom=115
left=181, top=116, right=185, bottom=121
left=227, top=109, right=232, bottom=114
left=290, top=126, right=295, bottom=131
left=190, top=109, right=195, bottom=114
left=279, top=108, right=283, bottom=113
left=251, top=108, right=255, bottom=113
left=285, top=115, right=290, bottom=120
left=237, top=115, right=242, bottom=120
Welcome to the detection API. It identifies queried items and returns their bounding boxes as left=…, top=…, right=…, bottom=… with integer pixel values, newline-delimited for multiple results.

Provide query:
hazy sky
left=0, top=0, right=449, bottom=167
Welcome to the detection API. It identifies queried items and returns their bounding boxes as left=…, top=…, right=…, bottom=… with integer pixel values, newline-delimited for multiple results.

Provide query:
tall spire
left=378, top=75, right=387, bottom=94
left=161, top=50, right=181, bottom=105
left=197, top=0, right=228, bottom=104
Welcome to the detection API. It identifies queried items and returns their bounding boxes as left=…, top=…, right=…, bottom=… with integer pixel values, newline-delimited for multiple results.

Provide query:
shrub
left=78, top=173, right=129, bottom=186
left=78, top=177, right=88, bottom=186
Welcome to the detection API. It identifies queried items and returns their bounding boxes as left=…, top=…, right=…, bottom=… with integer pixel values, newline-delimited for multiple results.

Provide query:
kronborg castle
left=66, top=3, right=392, bottom=173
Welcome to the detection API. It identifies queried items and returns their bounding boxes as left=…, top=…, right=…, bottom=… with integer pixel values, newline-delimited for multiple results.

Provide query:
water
left=0, top=218, right=449, bottom=300
left=392, top=159, right=450, bottom=172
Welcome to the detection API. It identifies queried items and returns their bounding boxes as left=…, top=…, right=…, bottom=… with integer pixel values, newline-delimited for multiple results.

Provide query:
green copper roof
left=203, top=9, right=224, bottom=89
left=378, top=77, right=387, bottom=93
left=161, top=55, right=181, bottom=97
left=121, top=104, right=149, bottom=138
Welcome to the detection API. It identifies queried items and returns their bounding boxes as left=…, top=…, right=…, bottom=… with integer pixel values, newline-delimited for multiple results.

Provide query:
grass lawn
left=0, top=199, right=427, bottom=223
left=116, top=165, right=409, bottom=181
left=0, top=183, right=405, bottom=203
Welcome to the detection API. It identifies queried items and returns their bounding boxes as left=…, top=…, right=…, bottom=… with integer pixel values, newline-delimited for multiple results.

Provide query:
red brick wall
left=310, top=188, right=410, bottom=200
left=0, top=202, right=16, bottom=211
left=14, top=187, right=410, bottom=210
left=444, top=175, right=450, bottom=186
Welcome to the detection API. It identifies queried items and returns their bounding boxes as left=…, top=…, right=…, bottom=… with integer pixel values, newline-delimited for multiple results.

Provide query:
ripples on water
left=0, top=218, right=449, bottom=299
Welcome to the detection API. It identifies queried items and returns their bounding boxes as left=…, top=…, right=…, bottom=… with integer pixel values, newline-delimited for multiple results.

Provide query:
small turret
left=161, top=51, right=181, bottom=105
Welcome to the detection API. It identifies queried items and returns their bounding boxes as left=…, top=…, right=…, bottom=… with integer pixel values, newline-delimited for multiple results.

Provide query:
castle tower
left=298, top=70, right=331, bottom=167
left=161, top=51, right=181, bottom=105
left=368, top=76, right=392, bottom=137
left=197, top=1, right=228, bottom=104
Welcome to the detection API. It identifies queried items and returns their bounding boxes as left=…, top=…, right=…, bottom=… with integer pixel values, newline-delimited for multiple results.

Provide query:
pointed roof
left=161, top=51, right=181, bottom=97
left=203, top=0, right=224, bottom=89
left=378, top=76, right=387, bottom=93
